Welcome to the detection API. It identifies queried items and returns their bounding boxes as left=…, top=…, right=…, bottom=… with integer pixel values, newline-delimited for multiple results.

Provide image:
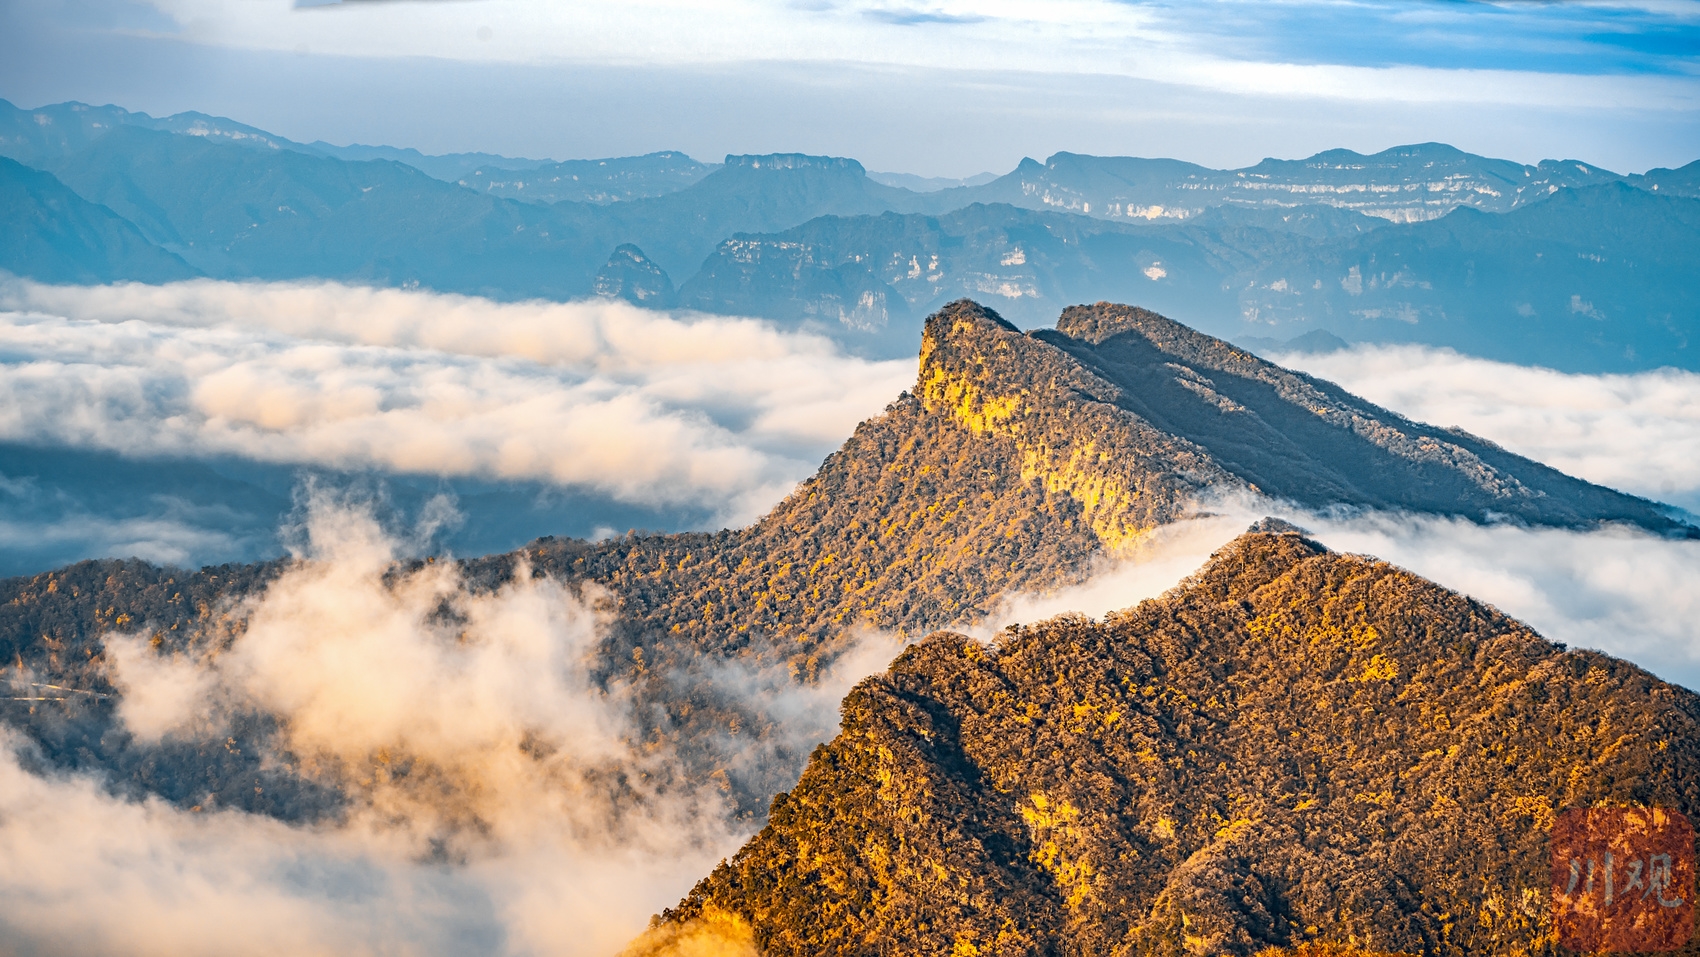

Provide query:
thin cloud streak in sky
left=0, top=279, right=914, bottom=526
left=4, top=8, right=1694, bottom=175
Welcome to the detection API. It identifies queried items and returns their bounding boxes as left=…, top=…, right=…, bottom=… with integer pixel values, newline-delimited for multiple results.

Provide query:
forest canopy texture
left=643, top=526, right=1700, bottom=957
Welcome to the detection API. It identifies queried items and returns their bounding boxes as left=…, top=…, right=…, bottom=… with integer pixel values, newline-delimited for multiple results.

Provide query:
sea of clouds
left=2, top=284, right=1700, bottom=955
left=0, top=277, right=915, bottom=525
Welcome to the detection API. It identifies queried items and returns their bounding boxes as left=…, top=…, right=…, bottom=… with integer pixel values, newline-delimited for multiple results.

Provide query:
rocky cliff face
left=593, top=243, right=677, bottom=307
left=644, top=525, right=1700, bottom=956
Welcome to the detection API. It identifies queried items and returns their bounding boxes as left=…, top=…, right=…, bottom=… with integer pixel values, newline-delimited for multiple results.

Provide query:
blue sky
left=1143, top=0, right=1700, bottom=75
left=0, top=0, right=1695, bottom=174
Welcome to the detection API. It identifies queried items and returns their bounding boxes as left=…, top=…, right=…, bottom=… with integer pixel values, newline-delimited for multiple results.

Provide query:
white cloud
left=0, top=279, right=913, bottom=526
left=0, top=492, right=898, bottom=956
left=1274, top=344, right=1700, bottom=513
left=0, top=510, right=255, bottom=569
left=972, top=512, right=1253, bottom=636
left=0, top=740, right=501, bottom=957
left=977, top=492, right=1700, bottom=693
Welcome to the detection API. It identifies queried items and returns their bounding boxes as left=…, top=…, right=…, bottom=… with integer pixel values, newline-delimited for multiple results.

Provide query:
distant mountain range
left=691, top=184, right=1699, bottom=371
left=456, top=150, right=719, bottom=204
left=1, top=97, right=1696, bottom=373
left=938, top=146, right=1689, bottom=223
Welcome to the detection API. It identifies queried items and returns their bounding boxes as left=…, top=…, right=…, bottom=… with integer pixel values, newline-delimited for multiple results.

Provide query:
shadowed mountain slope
left=0, top=156, right=197, bottom=284
left=646, top=525, right=1700, bottom=956
left=28, top=125, right=613, bottom=295
left=0, top=301, right=1689, bottom=822
left=1038, top=301, right=1683, bottom=528
left=1226, top=182, right=1700, bottom=373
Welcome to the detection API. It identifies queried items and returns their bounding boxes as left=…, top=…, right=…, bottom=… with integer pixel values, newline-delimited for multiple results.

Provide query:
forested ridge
left=641, top=527, right=1700, bottom=956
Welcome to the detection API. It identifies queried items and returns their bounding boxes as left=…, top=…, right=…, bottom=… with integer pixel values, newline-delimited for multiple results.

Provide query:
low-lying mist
left=2, top=493, right=892, bottom=956
left=1276, top=343, right=1700, bottom=514
left=984, top=492, right=1700, bottom=691
left=3, top=489, right=1697, bottom=955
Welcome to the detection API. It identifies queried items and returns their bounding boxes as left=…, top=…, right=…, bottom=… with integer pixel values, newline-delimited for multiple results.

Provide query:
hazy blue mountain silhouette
left=678, top=186, right=1700, bottom=369
left=0, top=97, right=1694, bottom=370
left=459, top=151, right=719, bottom=204
left=0, top=155, right=196, bottom=283
left=593, top=243, right=676, bottom=307
left=929, top=144, right=1630, bottom=223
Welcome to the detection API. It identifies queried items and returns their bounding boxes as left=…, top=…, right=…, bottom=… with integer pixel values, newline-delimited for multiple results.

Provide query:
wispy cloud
left=978, top=494, right=1700, bottom=692
left=2, top=490, right=1697, bottom=955
left=2, top=497, right=739, bottom=956
left=5, top=1, right=1695, bottom=174
left=861, top=7, right=987, bottom=25
left=1140, top=0, right=1700, bottom=76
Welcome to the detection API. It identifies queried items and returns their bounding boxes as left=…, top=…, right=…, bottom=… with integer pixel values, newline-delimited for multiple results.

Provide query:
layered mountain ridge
left=680, top=185, right=1700, bottom=370
left=947, top=144, right=1663, bottom=225
left=0, top=155, right=196, bottom=284
left=0, top=301, right=1686, bottom=824
left=640, top=524, right=1700, bottom=956
left=504, top=300, right=1687, bottom=673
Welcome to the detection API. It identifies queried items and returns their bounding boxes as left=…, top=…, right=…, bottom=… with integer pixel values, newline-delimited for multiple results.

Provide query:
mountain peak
left=1054, top=300, right=1186, bottom=345
left=593, top=243, right=676, bottom=307
left=920, top=296, right=1019, bottom=342
left=918, top=300, right=1685, bottom=541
